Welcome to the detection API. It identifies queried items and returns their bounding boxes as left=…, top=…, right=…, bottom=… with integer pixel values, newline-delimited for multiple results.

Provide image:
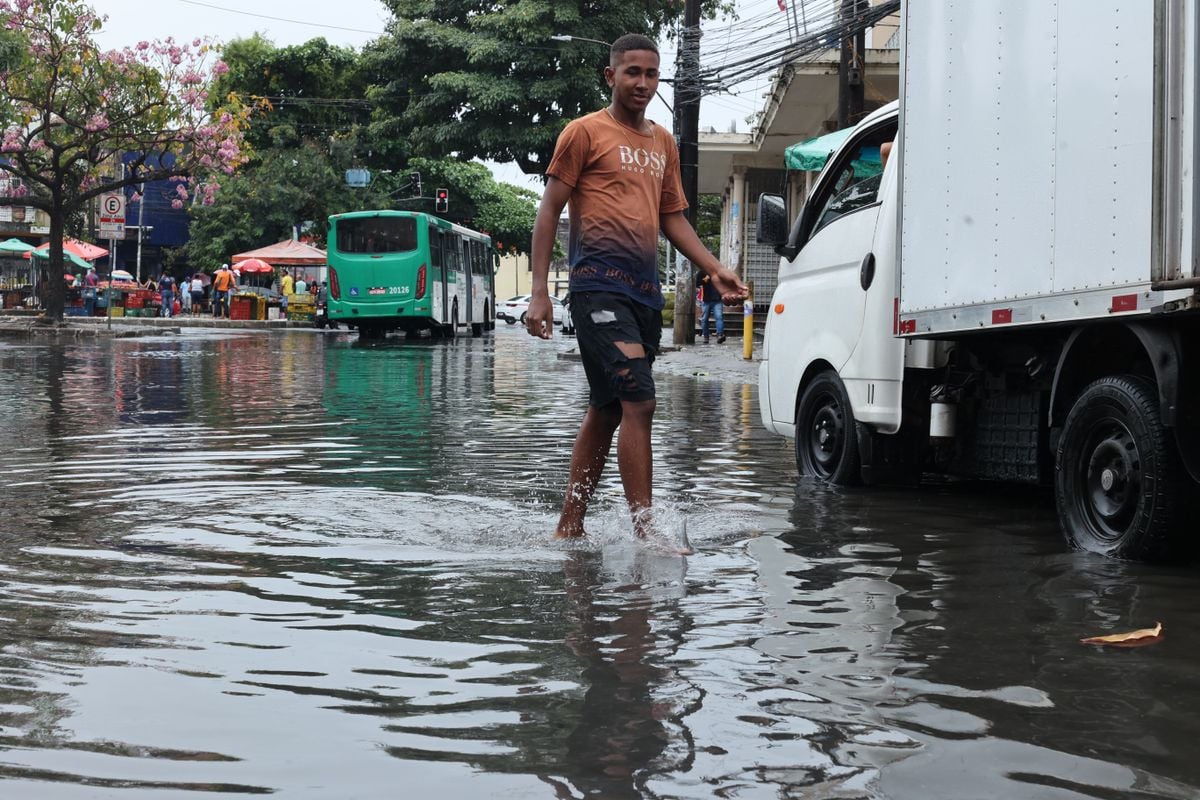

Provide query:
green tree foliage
left=696, top=193, right=722, bottom=254
left=365, top=0, right=726, bottom=175
left=213, top=35, right=370, bottom=155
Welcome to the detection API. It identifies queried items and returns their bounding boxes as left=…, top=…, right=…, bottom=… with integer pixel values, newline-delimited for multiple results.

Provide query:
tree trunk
left=44, top=208, right=65, bottom=322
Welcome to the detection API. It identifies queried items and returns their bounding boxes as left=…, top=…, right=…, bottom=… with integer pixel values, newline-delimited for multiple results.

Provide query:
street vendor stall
left=0, top=238, right=37, bottom=309
left=30, top=248, right=95, bottom=314
left=232, top=240, right=327, bottom=320
left=23, top=238, right=110, bottom=315
left=230, top=258, right=274, bottom=320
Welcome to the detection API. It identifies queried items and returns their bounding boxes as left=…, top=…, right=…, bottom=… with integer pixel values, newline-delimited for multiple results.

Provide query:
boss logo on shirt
left=617, top=145, right=666, bottom=176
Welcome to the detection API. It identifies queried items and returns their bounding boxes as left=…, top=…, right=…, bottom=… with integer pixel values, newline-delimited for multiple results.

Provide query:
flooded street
left=0, top=327, right=1197, bottom=799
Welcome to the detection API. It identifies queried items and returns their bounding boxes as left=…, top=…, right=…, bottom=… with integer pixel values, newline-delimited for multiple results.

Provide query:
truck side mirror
left=756, top=193, right=788, bottom=247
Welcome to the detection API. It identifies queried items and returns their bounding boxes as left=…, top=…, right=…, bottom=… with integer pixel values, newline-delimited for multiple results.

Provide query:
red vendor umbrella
left=236, top=258, right=274, bottom=274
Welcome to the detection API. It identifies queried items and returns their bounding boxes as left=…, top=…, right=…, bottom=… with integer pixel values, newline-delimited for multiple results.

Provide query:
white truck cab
left=756, top=2, right=1200, bottom=561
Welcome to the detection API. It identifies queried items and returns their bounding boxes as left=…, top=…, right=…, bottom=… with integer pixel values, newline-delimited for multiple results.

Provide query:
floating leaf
left=1080, top=622, right=1163, bottom=648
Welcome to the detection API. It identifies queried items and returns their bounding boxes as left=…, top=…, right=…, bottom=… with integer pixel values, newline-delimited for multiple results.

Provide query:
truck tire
left=1055, top=375, right=1181, bottom=560
left=795, top=370, right=860, bottom=485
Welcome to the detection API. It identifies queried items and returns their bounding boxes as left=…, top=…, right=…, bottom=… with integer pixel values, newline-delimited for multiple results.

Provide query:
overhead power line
left=173, top=0, right=385, bottom=36
left=694, top=0, right=900, bottom=96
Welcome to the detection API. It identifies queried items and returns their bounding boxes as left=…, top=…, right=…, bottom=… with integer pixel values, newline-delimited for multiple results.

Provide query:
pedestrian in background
left=189, top=275, right=205, bottom=315
left=525, top=33, right=747, bottom=548
left=180, top=276, right=192, bottom=314
left=212, top=263, right=236, bottom=318
left=158, top=271, right=175, bottom=318
left=82, top=266, right=99, bottom=316
left=696, top=269, right=726, bottom=344
left=295, top=275, right=308, bottom=295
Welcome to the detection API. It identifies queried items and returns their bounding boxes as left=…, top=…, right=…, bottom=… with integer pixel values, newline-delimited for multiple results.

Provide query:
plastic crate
left=229, top=296, right=253, bottom=320
left=287, top=311, right=314, bottom=322
left=107, top=307, right=124, bottom=318
left=125, top=295, right=144, bottom=309
left=64, top=306, right=87, bottom=316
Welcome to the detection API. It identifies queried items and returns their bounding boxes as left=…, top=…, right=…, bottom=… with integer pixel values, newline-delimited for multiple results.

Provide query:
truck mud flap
left=856, top=422, right=923, bottom=487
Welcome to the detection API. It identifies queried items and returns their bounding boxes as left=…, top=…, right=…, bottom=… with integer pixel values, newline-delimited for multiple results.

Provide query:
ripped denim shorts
left=570, top=291, right=663, bottom=407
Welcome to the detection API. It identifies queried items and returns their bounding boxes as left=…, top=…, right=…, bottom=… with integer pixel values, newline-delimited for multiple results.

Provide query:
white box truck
left=755, top=1, right=1200, bottom=560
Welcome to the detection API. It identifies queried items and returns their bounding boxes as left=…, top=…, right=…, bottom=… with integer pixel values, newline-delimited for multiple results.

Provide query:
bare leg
left=554, top=402, right=622, bottom=539
left=616, top=397, right=656, bottom=539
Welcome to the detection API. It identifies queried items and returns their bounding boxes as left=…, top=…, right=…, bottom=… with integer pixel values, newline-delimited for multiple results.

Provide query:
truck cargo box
left=897, top=0, right=1196, bottom=335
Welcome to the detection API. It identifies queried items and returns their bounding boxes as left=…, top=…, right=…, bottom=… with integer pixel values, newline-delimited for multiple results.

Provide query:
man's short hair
left=610, top=33, right=658, bottom=66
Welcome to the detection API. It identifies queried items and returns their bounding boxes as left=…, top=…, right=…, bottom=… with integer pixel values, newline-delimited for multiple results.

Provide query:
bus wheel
left=445, top=305, right=458, bottom=337
left=795, top=370, right=860, bottom=485
left=1056, top=375, right=1181, bottom=560
left=471, top=322, right=483, bottom=337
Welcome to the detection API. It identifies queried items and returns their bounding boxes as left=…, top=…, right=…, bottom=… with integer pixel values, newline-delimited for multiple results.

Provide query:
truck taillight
left=329, top=268, right=340, bottom=300
left=416, top=263, right=426, bottom=299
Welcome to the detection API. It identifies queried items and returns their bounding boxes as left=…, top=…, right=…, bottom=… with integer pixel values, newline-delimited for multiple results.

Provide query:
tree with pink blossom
left=0, top=0, right=249, bottom=321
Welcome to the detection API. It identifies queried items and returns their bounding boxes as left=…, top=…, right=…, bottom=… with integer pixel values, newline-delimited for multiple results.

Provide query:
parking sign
left=99, top=192, right=125, bottom=239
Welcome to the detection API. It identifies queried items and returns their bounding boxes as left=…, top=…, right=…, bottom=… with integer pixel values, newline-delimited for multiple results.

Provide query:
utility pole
left=672, top=0, right=701, bottom=346
left=837, top=0, right=866, bottom=129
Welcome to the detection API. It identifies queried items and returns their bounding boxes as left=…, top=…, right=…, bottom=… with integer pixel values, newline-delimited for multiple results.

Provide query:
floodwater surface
left=0, top=327, right=1196, bottom=799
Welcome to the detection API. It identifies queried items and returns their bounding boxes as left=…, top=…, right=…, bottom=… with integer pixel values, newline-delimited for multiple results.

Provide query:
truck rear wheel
left=1055, top=375, right=1181, bottom=560
left=795, top=370, right=860, bottom=485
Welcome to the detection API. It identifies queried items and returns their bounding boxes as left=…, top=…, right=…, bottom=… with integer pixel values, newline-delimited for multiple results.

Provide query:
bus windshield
left=336, top=216, right=418, bottom=254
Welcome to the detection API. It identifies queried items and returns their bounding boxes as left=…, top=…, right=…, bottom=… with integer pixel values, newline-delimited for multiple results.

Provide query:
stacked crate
left=286, top=292, right=315, bottom=322
left=229, top=295, right=253, bottom=320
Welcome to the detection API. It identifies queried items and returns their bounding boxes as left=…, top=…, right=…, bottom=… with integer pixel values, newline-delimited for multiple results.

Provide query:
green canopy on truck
left=785, top=127, right=882, bottom=177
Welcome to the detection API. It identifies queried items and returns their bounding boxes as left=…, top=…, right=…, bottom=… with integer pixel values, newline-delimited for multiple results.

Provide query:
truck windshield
left=336, top=217, right=418, bottom=254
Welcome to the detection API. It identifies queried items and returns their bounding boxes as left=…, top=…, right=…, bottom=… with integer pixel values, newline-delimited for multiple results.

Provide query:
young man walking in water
left=525, top=33, right=747, bottom=548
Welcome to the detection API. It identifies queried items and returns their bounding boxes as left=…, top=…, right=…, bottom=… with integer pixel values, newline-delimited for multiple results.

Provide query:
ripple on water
left=0, top=331, right=1198, bottom=798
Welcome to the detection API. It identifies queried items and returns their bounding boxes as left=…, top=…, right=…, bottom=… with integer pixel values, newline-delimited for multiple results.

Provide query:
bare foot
left=633, top=513, right=693, bottom=555
left=639, top=534, right=695, bottom=556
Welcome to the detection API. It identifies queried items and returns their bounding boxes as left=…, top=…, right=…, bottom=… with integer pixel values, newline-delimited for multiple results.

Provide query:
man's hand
left=524, top=294, right=554, bottom=339
left=709, top=265, right=748, bottom=304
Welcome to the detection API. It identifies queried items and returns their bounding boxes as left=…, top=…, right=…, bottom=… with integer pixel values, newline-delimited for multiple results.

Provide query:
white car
left=497, top=294, right=566, bottom=325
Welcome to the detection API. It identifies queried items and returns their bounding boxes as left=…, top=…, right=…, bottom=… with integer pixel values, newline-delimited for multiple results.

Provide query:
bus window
left=429, top=226, right=442, bottom=268
left=337, top=216, right=417, bottom=253
left=472, top=241, right=485, bottom=275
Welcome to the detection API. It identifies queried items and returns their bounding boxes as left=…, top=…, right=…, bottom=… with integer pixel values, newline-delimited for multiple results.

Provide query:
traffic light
left=409, top=172, right=422, bottom=197
left=435, top=188, right=449, bottom=213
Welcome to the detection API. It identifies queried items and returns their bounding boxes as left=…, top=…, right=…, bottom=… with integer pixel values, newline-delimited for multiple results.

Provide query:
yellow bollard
left=742, top=287, right=754, bottom=361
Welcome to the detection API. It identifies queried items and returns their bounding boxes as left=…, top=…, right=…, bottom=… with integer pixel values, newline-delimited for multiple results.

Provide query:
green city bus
left=327, top=210, right=495, bottom=337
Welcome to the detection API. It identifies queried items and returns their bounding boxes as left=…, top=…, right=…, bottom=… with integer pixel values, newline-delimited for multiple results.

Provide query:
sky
left=87, top=0, right=793, bottom=191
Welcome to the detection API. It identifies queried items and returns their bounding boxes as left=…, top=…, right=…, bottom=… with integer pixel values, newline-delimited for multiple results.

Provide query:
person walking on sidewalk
left=525, top=33, right=747, bottom=548
left=158, top=272, right=175, bottom=318
left=696, top=269, right=726, bottom=344
left=212, top=264, right=236, bottom=319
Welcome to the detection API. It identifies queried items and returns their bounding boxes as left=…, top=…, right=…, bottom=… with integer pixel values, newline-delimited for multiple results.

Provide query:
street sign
left=99, top=192, right=125, bottom=238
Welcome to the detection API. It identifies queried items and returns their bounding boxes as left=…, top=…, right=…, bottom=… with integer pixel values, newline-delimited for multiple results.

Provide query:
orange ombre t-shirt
left=546, top=110, right=687, bottom=310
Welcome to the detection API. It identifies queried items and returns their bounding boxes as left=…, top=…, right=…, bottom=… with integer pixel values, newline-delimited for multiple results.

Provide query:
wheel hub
left=1084, top=428, right=1138, bottom=534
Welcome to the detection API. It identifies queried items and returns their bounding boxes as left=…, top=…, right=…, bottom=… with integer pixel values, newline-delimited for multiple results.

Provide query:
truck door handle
left=860, top=252, right=876, bottom=291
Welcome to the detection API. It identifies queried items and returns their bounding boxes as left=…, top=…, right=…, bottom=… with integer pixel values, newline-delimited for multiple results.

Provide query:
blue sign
left=345, top=169, right=371, bottom=188
left=350, top=287, right=360, bottom=296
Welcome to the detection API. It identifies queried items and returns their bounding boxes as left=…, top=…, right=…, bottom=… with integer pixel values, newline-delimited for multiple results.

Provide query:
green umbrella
left=29, top=247, right=91, bottom=270
left=0, top=237, right=35, bottom=254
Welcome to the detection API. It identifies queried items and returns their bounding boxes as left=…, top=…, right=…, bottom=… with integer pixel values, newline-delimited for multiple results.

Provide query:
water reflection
left=0, top=329, right=1196, bottom=798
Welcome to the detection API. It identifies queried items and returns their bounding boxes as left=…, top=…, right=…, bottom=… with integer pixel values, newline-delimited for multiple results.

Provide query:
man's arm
left=525, top=177, right=574, bottom=339
left=660, top=211, right=748, bottom=303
